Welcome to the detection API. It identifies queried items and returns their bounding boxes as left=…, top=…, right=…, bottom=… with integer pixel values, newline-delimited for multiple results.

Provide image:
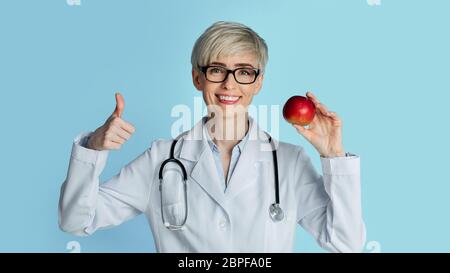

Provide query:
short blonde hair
left=191, top=21, right=268, bottom=73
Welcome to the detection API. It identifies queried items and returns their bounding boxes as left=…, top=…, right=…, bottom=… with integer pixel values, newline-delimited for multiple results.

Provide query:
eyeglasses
left=201, top=66, right=260, bottom=84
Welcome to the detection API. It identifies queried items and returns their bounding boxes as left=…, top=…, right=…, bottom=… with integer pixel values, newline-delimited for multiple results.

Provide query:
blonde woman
left=59, top=21, right=365, bottom=252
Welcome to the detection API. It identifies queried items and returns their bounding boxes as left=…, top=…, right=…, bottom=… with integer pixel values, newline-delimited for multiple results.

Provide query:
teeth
left=218, top=95, right=239, bottom=101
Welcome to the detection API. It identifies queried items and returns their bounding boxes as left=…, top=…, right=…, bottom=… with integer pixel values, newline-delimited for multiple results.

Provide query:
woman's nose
left=222, top=72, right=238, bottom=89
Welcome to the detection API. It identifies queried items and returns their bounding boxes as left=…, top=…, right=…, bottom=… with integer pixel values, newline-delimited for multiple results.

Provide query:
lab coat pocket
left=264, top=208, right=297, bottom=252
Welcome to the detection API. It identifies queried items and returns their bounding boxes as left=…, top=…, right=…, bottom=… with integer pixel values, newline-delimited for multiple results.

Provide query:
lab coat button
left=219, top=220, right=227, bottom=230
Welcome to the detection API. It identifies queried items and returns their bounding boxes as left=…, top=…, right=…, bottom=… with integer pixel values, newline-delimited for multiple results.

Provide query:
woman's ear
left=253, top=74, right=264, bottom=95
left=192, top=69, right=203, bottom=91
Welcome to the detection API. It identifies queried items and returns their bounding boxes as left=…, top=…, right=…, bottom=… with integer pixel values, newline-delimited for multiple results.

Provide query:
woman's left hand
left=293, top=91, right=345, bottom=157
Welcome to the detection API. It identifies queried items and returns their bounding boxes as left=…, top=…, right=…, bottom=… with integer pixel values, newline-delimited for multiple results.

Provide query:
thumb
left=113, top=92, right=125, bottom=118
left=293, top=124, right=313, bottom=140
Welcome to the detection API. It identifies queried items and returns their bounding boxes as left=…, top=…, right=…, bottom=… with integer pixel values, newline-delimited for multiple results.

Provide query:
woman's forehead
left=210, top=53, right=258, bottom=67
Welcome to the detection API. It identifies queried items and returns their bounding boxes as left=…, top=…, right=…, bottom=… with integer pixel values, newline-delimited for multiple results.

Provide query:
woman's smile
left=215, top=94, right=242, bottom=105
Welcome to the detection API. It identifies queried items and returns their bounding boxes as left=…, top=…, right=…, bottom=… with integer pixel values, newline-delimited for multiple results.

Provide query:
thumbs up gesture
left=86, top=92, right=136, bottom=151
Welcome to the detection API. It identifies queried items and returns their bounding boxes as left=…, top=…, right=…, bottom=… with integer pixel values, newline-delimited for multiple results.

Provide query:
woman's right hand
left=86, top=92, right=136, bottom=151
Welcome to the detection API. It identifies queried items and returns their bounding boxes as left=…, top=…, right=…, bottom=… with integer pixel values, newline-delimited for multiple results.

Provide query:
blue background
left=1, top=0, right=449, bottom=252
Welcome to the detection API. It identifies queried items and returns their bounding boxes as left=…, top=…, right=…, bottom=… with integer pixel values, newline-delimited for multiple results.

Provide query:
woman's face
left=192, top=53, right=264, bottom=119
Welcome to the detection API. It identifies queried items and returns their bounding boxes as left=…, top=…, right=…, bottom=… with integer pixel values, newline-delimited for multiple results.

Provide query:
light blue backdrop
left=1, top=0, right=449, bottom=252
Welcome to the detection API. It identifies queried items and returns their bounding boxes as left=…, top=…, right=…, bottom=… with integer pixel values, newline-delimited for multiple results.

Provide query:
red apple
left=283, top=96, right=316, bottom=126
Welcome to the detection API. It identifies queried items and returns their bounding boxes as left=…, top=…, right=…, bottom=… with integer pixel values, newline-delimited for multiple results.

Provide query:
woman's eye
left=210, top=68, right=224, bottom=74
left=239, top=69, right=252, bottom=76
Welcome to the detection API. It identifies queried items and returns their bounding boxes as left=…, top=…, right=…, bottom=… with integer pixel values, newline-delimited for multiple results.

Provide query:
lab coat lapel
left=190, top=148, right=227, bottom=208
left=226, top=122, right=272, bottom=199
left=179, top=119, right=227, bottom=209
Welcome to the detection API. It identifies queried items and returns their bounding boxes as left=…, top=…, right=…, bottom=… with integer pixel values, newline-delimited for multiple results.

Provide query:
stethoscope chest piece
left=269, top=203, right=284, bottom=222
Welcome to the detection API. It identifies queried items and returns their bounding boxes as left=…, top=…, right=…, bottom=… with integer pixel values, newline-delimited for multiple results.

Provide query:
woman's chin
left=207, top=103, right=246, bottom=116
left=221, top=105, right=247, bottom=116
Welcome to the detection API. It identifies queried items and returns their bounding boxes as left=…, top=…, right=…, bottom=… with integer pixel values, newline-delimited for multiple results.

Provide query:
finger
left=312, top=101, right=327, bottom=115
left=118, top=120, right=136, bottom=134
left=306, top=91, right=324, bottom=113
left=105, top=132, right=125, bottom=145
left=113, top=92, right=125, bottom=117
left=112, top=126, right=132, bottom=141
left=109, top=116, right=136, bottom=134
left=306, top=91, right=319, bottom=105
left=293, top=124, right=313, bottom=140
left=328, top=111, right=340, bottom=120
left=328, top=112, right=342, bottom=125
left=306, top=91, right=331, bottom=116
left=105, top=141, right=121, bottom=150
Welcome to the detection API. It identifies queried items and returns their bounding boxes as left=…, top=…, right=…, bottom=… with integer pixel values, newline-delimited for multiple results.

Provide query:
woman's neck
left=206, top=113, right=249, bottom=151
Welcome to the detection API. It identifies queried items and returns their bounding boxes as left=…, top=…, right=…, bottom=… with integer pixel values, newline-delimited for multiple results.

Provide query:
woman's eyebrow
left=210, top=62, right=227, bottom=67
left=210, top=62, right=255, bottom=68
left=234, top=63, right=255, bottom=68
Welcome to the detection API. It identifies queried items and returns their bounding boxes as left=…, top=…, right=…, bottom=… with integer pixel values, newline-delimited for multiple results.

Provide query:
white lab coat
left=58, top=118, right=366, bottom=252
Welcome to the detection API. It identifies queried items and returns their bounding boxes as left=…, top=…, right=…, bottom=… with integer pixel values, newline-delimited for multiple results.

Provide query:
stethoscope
left=158, top=132, right=284, bottom=230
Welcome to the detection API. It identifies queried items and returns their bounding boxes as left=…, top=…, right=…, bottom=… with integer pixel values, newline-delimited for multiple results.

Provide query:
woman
left=58, top=21, right=365, bottom=252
